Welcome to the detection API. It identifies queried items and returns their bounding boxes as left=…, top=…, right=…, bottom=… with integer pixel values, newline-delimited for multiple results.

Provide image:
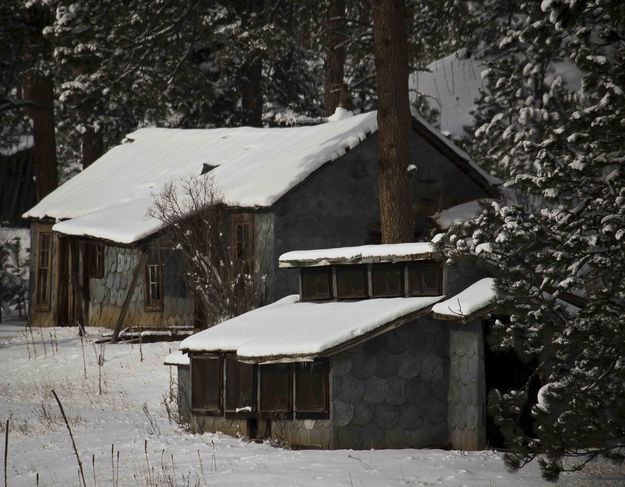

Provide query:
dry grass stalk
left=4, top=418, right=8, bottom=487
left=51, top=389, right=87, bottom=487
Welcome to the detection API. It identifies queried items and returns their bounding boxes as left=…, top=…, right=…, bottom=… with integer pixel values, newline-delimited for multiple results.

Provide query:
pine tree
left=438, top=0, right=625, bottom=480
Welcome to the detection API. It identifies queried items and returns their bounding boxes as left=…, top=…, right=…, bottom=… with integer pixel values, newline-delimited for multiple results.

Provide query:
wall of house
left=331, top=316, right=450, bottom=449
left=270, top=136, right=380, bottom=301
left=448, top=320, right=486, bottom=450
left=88, top=241, right=193, bottom=328
left=268, top=132, right=495, bottom=301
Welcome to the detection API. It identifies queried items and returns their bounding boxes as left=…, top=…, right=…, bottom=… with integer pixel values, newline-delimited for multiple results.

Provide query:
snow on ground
left=1, top=321, right=622, bottom=486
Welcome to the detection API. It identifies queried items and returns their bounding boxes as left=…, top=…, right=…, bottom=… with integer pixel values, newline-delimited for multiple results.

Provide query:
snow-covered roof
left=164, top=350, right=190, bottom=366
left=432, top=278, right=496, bottom=321
left=410, top=51, right=583, bottom=139
left=23, top=112, right=378, bottom=244
left=431, top=199, right=491, bottom=230
left=279, top=242, right=437, bottom=268
left=180, top=294, right=442, bottom=361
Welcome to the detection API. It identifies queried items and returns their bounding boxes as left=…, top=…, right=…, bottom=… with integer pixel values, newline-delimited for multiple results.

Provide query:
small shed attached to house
left=173, top=242, right=497, bottom=450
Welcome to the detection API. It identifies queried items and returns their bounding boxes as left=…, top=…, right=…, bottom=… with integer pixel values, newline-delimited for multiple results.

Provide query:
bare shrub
left=149, top=175, right=264, bottom=326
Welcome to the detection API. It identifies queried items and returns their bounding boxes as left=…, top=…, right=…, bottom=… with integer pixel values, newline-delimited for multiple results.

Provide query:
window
left=36, top=232, right=52, bottom=306
left=86, top=243, right=104, bottom=278
left=232, top=213, right=254, bottom=264
left=336, top=265, right=368, bottom=299
left=145, top=248, right=163, bottom=309
left=408, top=262, right=442, bottom=296
left=260, top=364, right=291, bottom=414
left=225, top=359, right=256, bottom=413
left=191, top=356, right=222, bottom=413
left=371, top=264, right=403, bottom=297
left=301, top=267, right=333, bottom=301
left=295, top=360, right=329, bottom=416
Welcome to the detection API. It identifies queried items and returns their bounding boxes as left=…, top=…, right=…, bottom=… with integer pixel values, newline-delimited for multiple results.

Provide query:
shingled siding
left=88, top=243, right=193, bottom=328
left=270, top=136, right=380, bottom=301
left=331, top=316, right=450, bottom=449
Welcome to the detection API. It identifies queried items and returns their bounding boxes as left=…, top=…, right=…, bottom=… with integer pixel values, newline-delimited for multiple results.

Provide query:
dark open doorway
left=484, top=317, right=537, bottom=448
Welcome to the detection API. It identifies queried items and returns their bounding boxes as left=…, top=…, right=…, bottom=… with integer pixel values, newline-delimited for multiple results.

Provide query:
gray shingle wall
left=331, top=316, right=450, bottom=449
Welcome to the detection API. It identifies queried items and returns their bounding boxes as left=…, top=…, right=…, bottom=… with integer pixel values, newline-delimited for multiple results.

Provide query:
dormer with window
left=282, top=242, right=444, bottom=302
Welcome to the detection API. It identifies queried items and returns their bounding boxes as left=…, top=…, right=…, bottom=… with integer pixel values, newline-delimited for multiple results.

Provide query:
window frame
left=231, top=213, right=254, bottom=267
left=335, top=264, right=369, bottom=299
left=144, top=247, right=164, bottom=311
left=35, top=232, right=52, bottom=310
left=371, top=263, right=404, bottom=298
left=294, top=360, right=330, bottom=419
left=407, top=262, right=443, bottom=296
left=259, top=363, right=293, bottom=417
left=224, top=357, right=257, bottom=417
left=190, top=354, right=223, bottom=415
left=86, top=243, right=105, bottom=278
left=300, top=267, right=333, bottom=301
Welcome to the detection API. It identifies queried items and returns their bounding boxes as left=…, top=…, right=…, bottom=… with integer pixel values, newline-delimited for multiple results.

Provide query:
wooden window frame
left=407, top=262, right=443, bottom=296
left=231, top=213, right=254, bottom=267
left=35, top=232, right=52, bottom=310
left=335, top=264, right=369, bottom=299
left=190, top=354, right=223, bottom=415
left=224, top=357, right=257, bottom=417
left=300, top=267, right=333, bottom=301
left=294, top=360, right=330, bottom=419
left=371, top=263, right=404, bottom=298
left=259, top=363, right=293, bottom=417
left=144, top=247, right=164, bottom=311
left=86, top=243, right=105, bottom=278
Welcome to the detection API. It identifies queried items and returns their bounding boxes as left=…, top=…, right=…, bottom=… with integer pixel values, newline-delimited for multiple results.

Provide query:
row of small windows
left=300, top=262, right=443, bottom=301
left=191, top=357, right=328, bottom=418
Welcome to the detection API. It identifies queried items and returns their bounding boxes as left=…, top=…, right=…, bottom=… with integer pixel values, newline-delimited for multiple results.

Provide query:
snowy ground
left=1, top=321, right=622, bottom=487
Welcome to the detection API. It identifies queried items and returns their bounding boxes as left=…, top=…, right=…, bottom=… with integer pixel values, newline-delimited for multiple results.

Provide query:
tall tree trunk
left=324, top=0, right=347, bottom=116
left=23, top=5, right=58, bottom=202
left=22, top=71, right=58, bottom=202
left=371, top=0, right=413, bottom=243
left=81, top=127, right=104, bottom=168
left=241, top=59, right=263, bottom=127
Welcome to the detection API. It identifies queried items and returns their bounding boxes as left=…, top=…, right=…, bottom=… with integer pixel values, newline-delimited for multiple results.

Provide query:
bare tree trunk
left=23, top=70, right=58, bottom=202
left=324, top=0, right=347, bottom=116
left=81, top=127, right=103, bottom=168
left=22, top=5, right=58, bottom=202
left=371, top=0, right=413, bottom=243
left=241, top=59, right=263, bottom=127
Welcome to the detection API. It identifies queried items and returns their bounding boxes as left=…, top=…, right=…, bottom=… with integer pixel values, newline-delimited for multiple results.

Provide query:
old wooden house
left=23, top=109, right=500, bottom=330
left=170, top=242, right=496, bottom=450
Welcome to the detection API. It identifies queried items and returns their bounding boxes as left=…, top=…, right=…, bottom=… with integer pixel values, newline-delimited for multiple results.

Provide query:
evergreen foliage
left=438, top=0, right=625, bottom=480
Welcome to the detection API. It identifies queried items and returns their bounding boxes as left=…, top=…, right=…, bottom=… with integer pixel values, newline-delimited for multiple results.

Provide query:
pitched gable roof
left=24, top=110, right=498, bottom=245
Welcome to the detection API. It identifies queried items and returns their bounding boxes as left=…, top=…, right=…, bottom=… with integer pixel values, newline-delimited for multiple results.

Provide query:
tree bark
left=22, top=5, right=58, bottom=202
left=81, top=126, right=104, bottom=168
left=324, top=0, right=347, bottom=116
left=241, top=58, right=263, bottom=127
left=22, top=70, right=58, bottom=202
left=371, top=0, right=413, bottom=243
